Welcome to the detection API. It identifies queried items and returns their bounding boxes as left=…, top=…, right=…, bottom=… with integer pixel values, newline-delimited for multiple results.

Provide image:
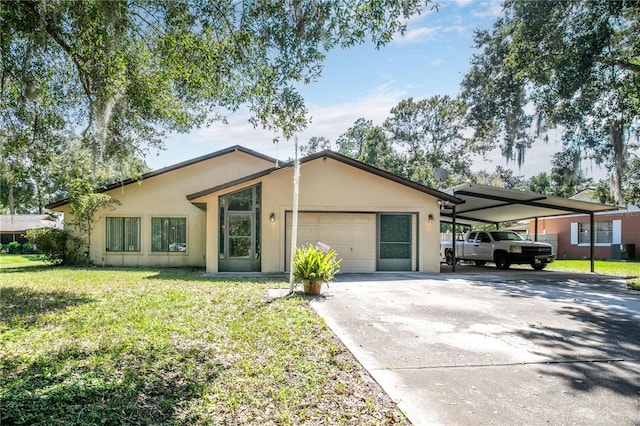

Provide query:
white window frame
left=571, top=220, right=621, bottom=246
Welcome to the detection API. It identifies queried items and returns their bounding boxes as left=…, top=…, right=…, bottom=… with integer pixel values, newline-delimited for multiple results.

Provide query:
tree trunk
left=610, top=121, right=625, bottom=204
left=8, top=180, right=15, bottom=215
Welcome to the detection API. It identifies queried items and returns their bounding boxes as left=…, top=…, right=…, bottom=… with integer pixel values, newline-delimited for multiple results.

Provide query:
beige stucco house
left=48, top=145, right=461, bottom=273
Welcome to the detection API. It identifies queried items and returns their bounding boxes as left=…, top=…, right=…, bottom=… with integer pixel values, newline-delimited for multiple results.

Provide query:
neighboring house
left=47, top=145, right=461, bottom=273
left=528, top=189, right=638, bottom=260
left=0, top=214, right=62, bottom=245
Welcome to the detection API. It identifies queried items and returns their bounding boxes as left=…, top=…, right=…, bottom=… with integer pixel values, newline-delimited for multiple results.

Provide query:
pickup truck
left=440, top=230, right=555, bottom=270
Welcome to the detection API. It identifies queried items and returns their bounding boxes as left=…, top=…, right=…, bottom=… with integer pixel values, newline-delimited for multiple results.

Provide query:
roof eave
left=46, top=145, right=276, bottom=209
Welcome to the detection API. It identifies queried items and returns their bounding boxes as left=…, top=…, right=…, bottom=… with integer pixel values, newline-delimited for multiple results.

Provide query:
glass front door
left=226, top=213, right=254, bottom=272
left=218, top=185, right=261, bottom=272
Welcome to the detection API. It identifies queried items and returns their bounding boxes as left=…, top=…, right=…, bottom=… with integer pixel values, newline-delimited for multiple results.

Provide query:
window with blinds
left=106, top=217, right=141, bottom=252
left=151, top=217, right=187, bottom=252
left=578, top=221, right=614, bottom=244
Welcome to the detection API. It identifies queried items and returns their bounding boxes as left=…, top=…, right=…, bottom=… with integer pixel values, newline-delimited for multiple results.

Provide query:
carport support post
left=590, top=212, right=595, bottom=273
left=452, top=205, right=456, bottom=272
left=534, top=217, right=538, bottom=241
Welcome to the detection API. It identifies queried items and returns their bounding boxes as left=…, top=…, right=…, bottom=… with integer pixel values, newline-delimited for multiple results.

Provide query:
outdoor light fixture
left=428, top=214, right=434, bottom=224
left=269, top=212, right=276, bottom=222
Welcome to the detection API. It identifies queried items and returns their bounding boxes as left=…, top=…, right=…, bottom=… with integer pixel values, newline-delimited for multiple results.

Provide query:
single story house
left=47, top=145, right=462, bottom=273
left=529, top=208, right=639, bottom=260
left=0, top=214, right=62, bottom=245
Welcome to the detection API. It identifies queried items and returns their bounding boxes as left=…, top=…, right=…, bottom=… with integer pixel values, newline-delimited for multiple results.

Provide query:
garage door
left=285, top=213, right=376, bottom=272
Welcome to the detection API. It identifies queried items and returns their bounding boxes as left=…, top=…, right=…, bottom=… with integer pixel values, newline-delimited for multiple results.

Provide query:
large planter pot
left=303, top=279, right=323, bottom=295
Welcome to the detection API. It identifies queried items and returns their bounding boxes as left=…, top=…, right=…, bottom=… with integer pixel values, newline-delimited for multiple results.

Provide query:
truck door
left=475, top=232, right=493, bottom=261
left=464, top=232, right=478, bottom=260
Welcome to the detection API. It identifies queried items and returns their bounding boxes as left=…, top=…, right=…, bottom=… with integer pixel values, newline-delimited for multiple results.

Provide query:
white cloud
left=394, top=26, right=442, bottom=45
left=472, top=0, right=503, bottom=19
left=151, top=88, right=408, bottom=169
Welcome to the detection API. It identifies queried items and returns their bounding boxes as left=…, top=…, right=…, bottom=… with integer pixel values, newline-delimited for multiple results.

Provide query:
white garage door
left=285, top=212, right=376, bottom=272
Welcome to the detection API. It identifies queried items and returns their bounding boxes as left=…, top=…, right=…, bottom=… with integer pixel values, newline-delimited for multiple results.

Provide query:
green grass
left=1, top=259, right=407, bottom=425
left=547, top=259, right=640, bottom=290
left=0, top=254, right=45, bottom=267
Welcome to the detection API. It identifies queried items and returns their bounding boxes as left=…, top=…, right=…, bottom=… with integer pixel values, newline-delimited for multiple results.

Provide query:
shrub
left=25, top=228, right=83, bottom=265
left=21, top=242, right=35, bottom=254
left=292, top=245, right=341, bottom=282
left=7, top=241, right=21, bottom=254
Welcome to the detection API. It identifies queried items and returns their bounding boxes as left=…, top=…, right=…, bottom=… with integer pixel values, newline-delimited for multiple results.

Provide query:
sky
left=149, top=0, right=606, bottom=181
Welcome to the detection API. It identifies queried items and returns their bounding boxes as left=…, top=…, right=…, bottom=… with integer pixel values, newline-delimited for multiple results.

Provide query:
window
left=478, top=232, right=492, bottom=243
left=578, top=221, right=613, bottom=244
left=106, top=217, right=140, bottom=252
left=152, top=217, right=187, bottom=252
left=596, top=221, right=613, bottom=244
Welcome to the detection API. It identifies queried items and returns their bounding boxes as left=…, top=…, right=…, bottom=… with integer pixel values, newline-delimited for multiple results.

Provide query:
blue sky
left=152, top=0, right=606, bottom=181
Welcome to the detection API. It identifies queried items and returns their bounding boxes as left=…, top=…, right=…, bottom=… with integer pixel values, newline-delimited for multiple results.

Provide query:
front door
left=226, top=212, right=254, bottom=272
left=377, top=213, right=412, bottom=271
left=218, top=184, right=261, bottom=272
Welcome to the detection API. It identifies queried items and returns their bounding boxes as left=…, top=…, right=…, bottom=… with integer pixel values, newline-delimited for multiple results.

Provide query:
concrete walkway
left=310, top=272, right=640, bottom=425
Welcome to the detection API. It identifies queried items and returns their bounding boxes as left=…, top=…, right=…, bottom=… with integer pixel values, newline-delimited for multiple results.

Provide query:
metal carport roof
left=440, top=183, right=618, bottom=225
left=439, top=183, right=621, bottom=272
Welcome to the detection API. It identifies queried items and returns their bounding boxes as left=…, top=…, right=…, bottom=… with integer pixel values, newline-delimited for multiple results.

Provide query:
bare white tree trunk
left=288, top=137, right=300, bottom=294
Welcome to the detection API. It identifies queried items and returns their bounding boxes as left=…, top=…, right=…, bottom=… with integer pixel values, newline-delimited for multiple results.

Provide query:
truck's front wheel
left=531, top=260, right=547, bottom=271
left=445, top=250, right=456, bottom=265
left=494, top=253, right=510, bottom=270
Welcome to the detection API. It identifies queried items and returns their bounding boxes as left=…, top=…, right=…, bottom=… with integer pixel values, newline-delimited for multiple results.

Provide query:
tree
left=69, top=193, right=120, bottom=262
left=526, top=172, right=553, bottom=195
left=549, top=149, right=592, bottom=198
left=461, top=0, right=640, bottom=202
left=299, top=136, right=331, bottom=156
left=622, top=157, right=640, bottom=206
left=360, top=126, right=400, bottom=173
left=383, top=96, right=486, bottom=188
left=1, top=1, right=428, bottom=167
left=335, top=118, right=375, bottom=158
left=593, top=180, right=616, bottom=205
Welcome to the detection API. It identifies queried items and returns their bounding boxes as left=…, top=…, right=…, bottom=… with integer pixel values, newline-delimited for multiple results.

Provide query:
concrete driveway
left=310, top=271, right=640, bottom=425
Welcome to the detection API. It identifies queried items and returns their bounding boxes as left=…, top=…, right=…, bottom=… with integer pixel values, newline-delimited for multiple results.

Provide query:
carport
left=440, top=183, right=619, bottom=272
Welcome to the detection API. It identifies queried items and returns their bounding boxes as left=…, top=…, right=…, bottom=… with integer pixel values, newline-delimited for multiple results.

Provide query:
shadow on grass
left=0, top=287, right=93, bottom=328
left=1, top=344, right=226, bottom=425
left=0, top=263, right=56, bottom=274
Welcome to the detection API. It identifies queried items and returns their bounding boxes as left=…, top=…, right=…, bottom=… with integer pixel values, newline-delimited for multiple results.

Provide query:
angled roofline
left=187, top=166, right=280, bottom=200
left=46, top=145, right=277, bottom=209
left=187, top=149, right=464, bottom=204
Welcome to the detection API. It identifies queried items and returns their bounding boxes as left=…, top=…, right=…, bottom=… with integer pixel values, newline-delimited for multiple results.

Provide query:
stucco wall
left=56, top=150, right=273, bottom=267
left=194, top=156, right=442, bottom=273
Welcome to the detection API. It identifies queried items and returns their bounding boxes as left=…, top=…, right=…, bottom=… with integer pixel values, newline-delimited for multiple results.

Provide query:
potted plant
left=292, top=244, right=341, bottom=295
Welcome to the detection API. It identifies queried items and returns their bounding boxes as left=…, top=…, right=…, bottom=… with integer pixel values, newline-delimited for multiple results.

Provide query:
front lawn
left=0, top=254, right=45, bottom=267
left=0, top=261, right=407, bottom=425
left=548, top=259, right=640, bottom=290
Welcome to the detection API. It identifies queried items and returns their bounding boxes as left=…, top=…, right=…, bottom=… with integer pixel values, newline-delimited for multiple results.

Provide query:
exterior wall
left=56, top=151, right=273, bottom=267
left=530, top=211, right=640, bottom=260
left=194, top=157, right=442, bottom=273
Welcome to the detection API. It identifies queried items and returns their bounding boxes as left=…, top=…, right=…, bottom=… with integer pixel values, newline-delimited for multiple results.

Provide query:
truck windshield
left=490, top=231, right=526, bottom=241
